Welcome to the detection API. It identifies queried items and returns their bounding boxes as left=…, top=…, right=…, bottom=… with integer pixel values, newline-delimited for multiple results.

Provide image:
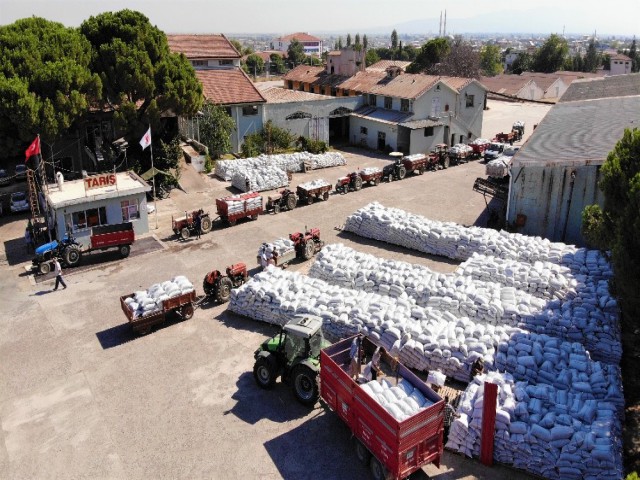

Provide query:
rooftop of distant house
left=166, top=34, right=240, bottom=59
left=274, top=32, right=322, bottom=42
left=196, top=69, right=266, bottom=105
left=256, top=84, right=334, bottom=103
left=366, top=60, right=412, bottom=72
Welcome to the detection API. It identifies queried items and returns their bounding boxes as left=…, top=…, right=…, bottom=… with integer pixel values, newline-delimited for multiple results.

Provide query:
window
left=288, top=80, right=294, bottom=89
left=444, top=104, right=450, bottom=112
left=369, top=94, right=376, bottom=106
left=121, top=200, right=139, bottom=222
left=360, top=126, right=368, bottom=135
left=219, top=60, right=233, bottom=65
left=192, top=60, right=206, bottom=67
left=401, top=99, right=410, bottom=112
left=65, top=206, right=107, bottom=232
left=466, top=94, right=474, bottom=108
left=424, top=127, right=434, bottom=137
left=225, top=107, right=232, bottom=116
left=384, top=97, right=393, bottom=109
left=242, top=105, right=258, bottom=116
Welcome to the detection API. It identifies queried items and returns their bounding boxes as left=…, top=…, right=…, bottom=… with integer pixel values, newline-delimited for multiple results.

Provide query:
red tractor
left=202, top=263, right=249, bottom=303
left=172, top=209, right=212, bottom=240
left=335, top=172, right=364, bottom=194
left=428, top=144, right=451, bottom=169
left=290, top=227, right=324, bottom=260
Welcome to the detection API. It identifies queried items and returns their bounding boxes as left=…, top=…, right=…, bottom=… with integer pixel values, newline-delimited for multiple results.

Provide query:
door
left=377, top=132, right=386, bottom=151
left=443, top=126, right=449, bottom=145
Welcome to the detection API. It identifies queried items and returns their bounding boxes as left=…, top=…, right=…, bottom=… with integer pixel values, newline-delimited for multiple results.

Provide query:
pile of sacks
left=360, top=377, right=434, bottom=422
left=450, top=144, right=473, bottom=156
left=308, top=244, right=620, bottom=364
left=215, top=152, right=346, bottom=180
left=257, top=238, right=295, bottom=268
left=446, top=371, right=623, bottom=480
left=456, top=252, right=575, bottom=301
left=486, top=158, right=510, bottom=178
left=231, top=169, right=288, bottom=192
left=297, top=178, right=331, bottom=191
left=219, top=193, right=263, bottom=214
left=360, top=166, right=382, bottom=176
left=494, top=332, right=624, bottom=416
left=229, top=266, right=525, bottom=382
left=124, top=276, right=194, bottom=318
left=470, top=138, right=491, bottom=146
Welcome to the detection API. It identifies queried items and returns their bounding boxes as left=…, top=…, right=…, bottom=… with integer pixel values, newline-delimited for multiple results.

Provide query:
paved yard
left=0, top=100, right=550, bottom=479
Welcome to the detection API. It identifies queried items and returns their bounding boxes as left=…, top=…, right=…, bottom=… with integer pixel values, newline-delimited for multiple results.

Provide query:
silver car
left=10, top=191, right=30, bottom=214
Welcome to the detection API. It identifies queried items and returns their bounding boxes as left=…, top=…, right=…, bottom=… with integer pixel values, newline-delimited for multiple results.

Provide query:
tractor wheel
left=64, top=245, right=82, bottom=267
left=286, top=194, right=297, bottom=211
left=181, top=304, right=194, bottom=320
left=39, top=261, right=51, bottom=275
left=229, top=219, right=237, bottom=227
left=397, top=166, right=407, bottom=180
left=306, top=195, right=314, bottom=206
left=442, top=156, right=450, bottom=169
left=369, top=456, right=391, bottom=480
left=323, top=191, right=330, bottom=201
left=200, top=216, right=213, bottom=234
left=354, top=439, right=371, bottom=465
left=273, top=204, right=281, bottom=214
left=119, top=244, right=131, bottom=258
left=251, top=214, right=259, bottom=221
left=419, top=166, right=425, bottom=175
left=215, top=277, right=233, bottom=303
left=181, top=227, right=191, bottom=240
left=303, top=241, right=315, bottom=260
left=292, top=365, right=319, bottom=406
left=253, top=354, right=277, bottom=389
left=374, top=177, right=380, bottom=186
left=137, top=326, right=152, bottom=336
left=354, top=176, right=363, bottom=191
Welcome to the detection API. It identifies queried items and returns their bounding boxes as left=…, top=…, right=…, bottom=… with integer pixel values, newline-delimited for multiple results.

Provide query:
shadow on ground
left=95, top=310, right=191, bottom=349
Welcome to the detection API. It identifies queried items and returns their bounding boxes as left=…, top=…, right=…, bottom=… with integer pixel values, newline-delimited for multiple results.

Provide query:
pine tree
left=391, top=29, right=398, bottom=50
left=338, top=37, right=343, bottom=49
left=346, top=33, right=352, bottom=47
left=363, top=34, right=368, bottom=51
left=630, top=37, right=638, bottom=73
left=355, top=33, right=361, bottom=46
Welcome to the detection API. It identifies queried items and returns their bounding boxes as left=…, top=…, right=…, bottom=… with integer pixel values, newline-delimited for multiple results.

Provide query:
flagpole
left=150, top=138, right=158, bottom=229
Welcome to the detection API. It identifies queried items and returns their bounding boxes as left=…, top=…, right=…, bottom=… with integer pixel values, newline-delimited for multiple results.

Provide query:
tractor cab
left=253, top=315, right=329, bottom=405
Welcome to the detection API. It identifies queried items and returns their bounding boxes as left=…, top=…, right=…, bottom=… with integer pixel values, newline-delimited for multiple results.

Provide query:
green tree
left=629, top=37, right=638, bottom=72
left=80, top=10, right=202, bottom=146
left=363, top=34, right=368, bottom=51
left=270, top=53, right=286, bottom=74
left=244, top=53, right=264, bottom=76
left=355, top=33, right=361, bottom=47
left=230, top=39, right=243, bottom=55
left=511, top=52, right=533, bottom=74
left=582, top=128, right=640, bottom=337
left=584, top=37, right=598, bottom=73
left=199, top=100, right=235, bottom=159
left=287, top=38, right=306, bottom=67
left=155, top=136, right=182, bottom=188
left=0, top=17, right=101, bottom=157
left=338, top=37, right=343, bottom=50
left=391, top=29, right=398, bottom=50
left=406, top=37, right=450, bottom=74
left=346, top=33, right=352, bottom=47
left=435, top=36, right=480, bottom=78
left=480, top=44, right=503, bottom=76
left=532, top=34, right=569, bottom=73
left=365, top=49, right=381, bottom=67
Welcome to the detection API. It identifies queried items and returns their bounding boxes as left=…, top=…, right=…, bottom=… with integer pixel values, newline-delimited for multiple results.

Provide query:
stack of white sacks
left=486, top=158, right=510, bottom=178
left=220, top=194, right=263, bottom=214
left=360, top=377, right=433, bottom=422
left=446, top=371, right=623, bottom=480
left=229, top=266, right=524, bottom=382
left=450, top=144, right=473, bottom=156
left=343, top=203, right=621, bottom=363
left=215, top=152, right=346, bottom=180
left=297, top=178, right=331, bottom=191
left=258, top=238, right=295, bottom=258
left=360, top=166, right=382, bottom=176
left=470, top=138, right=491, bottom=146
left=309, top=244, right=620, bottom=364
left=124, top=276, right=194, bottom=318
left=231, top=169, right=288, bottom=192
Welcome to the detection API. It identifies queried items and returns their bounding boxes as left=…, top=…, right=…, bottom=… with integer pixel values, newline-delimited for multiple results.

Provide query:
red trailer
left=120, top=289, right=196, bottom=335
left=468, top=139, right=491, bottom=159
left=321, top=336, right=444, bottom=480
left=216, top=192, right=263, bottom=226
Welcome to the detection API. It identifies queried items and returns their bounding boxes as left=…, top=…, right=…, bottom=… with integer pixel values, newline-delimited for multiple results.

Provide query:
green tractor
left=253, top=315, right=330, bottom=406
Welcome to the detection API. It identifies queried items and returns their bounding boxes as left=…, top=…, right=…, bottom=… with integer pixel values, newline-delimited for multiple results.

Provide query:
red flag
left=139, top=127, right=151, bottom=150
left=25, top=136, right=41, bottom=162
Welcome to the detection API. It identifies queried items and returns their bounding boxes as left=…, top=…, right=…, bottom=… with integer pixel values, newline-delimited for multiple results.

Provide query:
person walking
left=52, top=257, right=67, bottom=291
left=194, top=213, right=202, bottom=239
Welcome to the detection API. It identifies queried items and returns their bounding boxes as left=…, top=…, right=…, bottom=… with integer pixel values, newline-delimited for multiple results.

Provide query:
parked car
left=10, top=191, right=29, bottom=214
left=503, top=146, right=521, bottom=158
left=14, top=164, right=27, bottom=181
left=483, top=142, right=506, bottom=162
left=0, top=169, right=12, bottom=186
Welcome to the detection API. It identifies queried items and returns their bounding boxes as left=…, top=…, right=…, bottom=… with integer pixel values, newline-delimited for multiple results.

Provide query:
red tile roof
left=479, top=75, right=534, bottom=96
left=167, top=34, right=240, bottom=60
left=242, top=51, right=286, bottom=62
left=275, top=32, right=322, bottom=42
left=283, top=65, right=350, bottom=88
left=196, top=69, right=266, bottom=105
left=340, top=71, right=445, bottom=99
left=610, top=53, right=632, bottom=61
left=366, top=60, right=412, bottom=72
left=257, top=85, right=333, bottom=103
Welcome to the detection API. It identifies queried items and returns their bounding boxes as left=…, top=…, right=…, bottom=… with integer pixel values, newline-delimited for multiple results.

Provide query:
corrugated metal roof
left=398, top=118, right=444, bottom=129
left=196, top=69, right=266, bottom=105
left=513, top=94, right=640, bottom=167
left=351, top=105, right=413, bottom=124
left=167, top=34, right=240, bottom=59
left=559, top=73, right=640, bottom=103
left=257, top=85, right=333, bottom=103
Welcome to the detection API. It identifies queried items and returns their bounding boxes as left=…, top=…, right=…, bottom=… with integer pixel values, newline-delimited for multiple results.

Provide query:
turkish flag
left=25, top=136, right=41, bottom=162
left=139, top=127, right=152, bottom=150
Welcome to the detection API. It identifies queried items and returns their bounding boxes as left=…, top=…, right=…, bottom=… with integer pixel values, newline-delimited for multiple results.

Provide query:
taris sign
left=84, top=173, right=117, bottom=191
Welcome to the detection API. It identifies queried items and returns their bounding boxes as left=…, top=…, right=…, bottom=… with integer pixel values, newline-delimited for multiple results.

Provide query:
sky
left=1, top=0, right=639, bottom=37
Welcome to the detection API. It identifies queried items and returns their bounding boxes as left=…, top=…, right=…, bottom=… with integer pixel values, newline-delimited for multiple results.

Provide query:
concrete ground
left=0, top=100, right=551, bottom=479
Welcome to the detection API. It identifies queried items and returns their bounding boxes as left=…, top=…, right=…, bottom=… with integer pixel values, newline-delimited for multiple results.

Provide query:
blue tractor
left=32, top=236, right=82, bottom=275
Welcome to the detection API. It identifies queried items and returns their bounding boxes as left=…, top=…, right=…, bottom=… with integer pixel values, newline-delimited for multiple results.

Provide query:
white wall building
left=609, top=53, right=632, bottom=76
left=273, top=32, right=323, bottom=57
